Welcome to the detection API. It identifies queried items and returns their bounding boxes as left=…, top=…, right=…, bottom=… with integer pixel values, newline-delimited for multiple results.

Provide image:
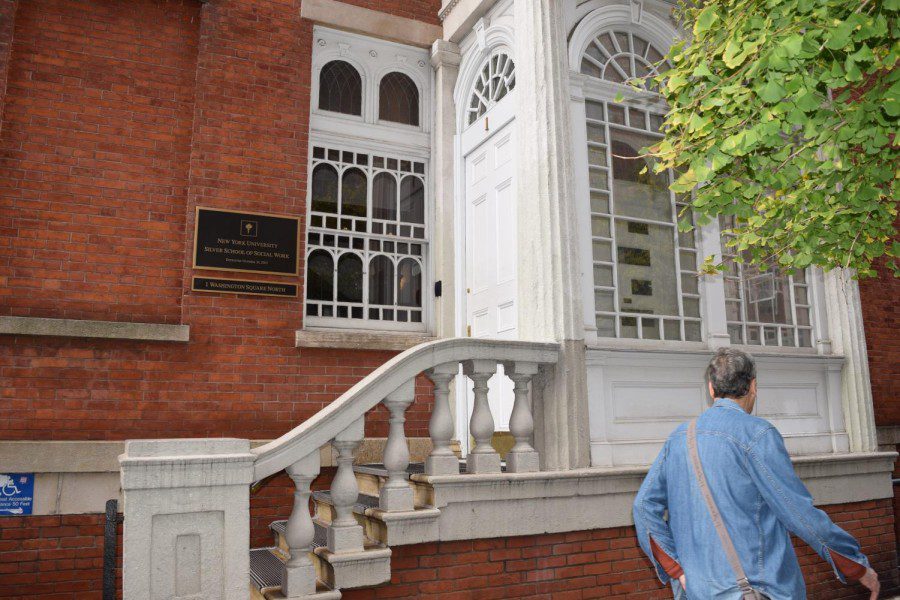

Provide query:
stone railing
left=251, top=337, right=559, bottom=596
left=119, top=337, right=559, bottom=599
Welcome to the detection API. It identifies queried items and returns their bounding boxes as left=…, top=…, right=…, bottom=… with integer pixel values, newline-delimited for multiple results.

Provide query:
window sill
left=585, top=338, right=843, bottom=362
left=295, top=328, right=437, bottom=351
left=0, top=316, right=190, bottom=342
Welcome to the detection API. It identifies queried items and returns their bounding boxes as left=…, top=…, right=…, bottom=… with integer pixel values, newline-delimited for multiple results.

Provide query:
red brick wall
left=0, top=0, right=439, bottom=442
left=0, top=513, right=121, bottom=600
left=859, top=256, right=900, bottom=426
left=339, top=499, right=897, bottom=600
left=0, top=0, right=200, bottom=324
left=0, top=0, right=17, bottom=130
left=2, top=500, right=893, bottom=600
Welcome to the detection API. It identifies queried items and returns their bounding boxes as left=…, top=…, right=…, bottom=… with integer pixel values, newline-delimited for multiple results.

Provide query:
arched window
left=372, top=172, right=397, bottom=221
left=399, top=176, right=424, bottom=224
left=379, top=72, right=419, bottom=126
left=579, top=31, right=668, bottom=90
left=467, top=52, right=516, bottom=125
left=306, top=250, right=334, bottom=301
left=341, top=168, right=367, bottom=217
left=369, top=256, right=394, bottom=306
left=311, top=164, right=338, bottom=213
left=397, top=258, right=422, bottom=309
left=319, top=60, right=362, bottom=115
left=580, top=28, right=697, bottom=342
left=337, top=253, right=363, bottom=303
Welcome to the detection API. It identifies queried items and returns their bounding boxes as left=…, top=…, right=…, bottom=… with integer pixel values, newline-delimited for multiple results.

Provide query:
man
left=633, top=348, right=880, bottom=599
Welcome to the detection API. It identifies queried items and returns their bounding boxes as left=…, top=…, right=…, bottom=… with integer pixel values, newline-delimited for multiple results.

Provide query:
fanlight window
left=467, top=53, right=516, bottom=125
left=319, top=60, right=362, bottom=116
left=580, top=30, right=668, bottom=89
left=379, top=72, right=420, bottom=126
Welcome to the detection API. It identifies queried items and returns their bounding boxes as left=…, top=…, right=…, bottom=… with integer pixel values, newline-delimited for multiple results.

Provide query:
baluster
left=462, top=359, right=501, bottom=474
left=504, top=361, right=541, bottom=473
left=327, top=416, right=365, bottom=553
left=282, top=452, right=320, bottom=597
left=425, top=363, right=461, bottom=476
left=380, top=379, right=415, bottom=511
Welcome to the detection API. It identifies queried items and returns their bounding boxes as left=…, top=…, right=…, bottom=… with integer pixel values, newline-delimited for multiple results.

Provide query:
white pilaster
left=431, top=40, right=462, bottom=339
left=823, top=268, right=878, bottom=452
left=697, top=218, right=731, bottom=349
left=513, top=0, right=590, bottom=470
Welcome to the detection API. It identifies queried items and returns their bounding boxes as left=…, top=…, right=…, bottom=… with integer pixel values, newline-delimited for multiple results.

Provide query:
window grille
left=579, top=30, right=668, bottom=90
left=305, top=145, right=427, bottom=328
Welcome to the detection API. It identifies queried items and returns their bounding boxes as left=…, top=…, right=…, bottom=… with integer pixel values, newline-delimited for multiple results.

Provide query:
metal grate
left=249, top=548, right=284, bottom=592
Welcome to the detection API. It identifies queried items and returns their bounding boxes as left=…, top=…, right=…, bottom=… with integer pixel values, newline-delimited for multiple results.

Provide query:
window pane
left=369, top=256, right=394, bottom=305
left=337, top=254, right=363, bottom=303
left=397, top=259, right=422, bottom=307
left=372, top=173, right=397, bottom=220
left=319, top=60, right=362, bottom=116
left=307, top=250, right=333, bottom=301
left=379, top=72, right=420, bottom=126
left=311, top=164, right=338, bottom=213
left=615, top=220, right=678, bottom=317
left=610, top=128, right=671, bottom=222
left=341, top=168, right=367, bottom=217
left=399, top=176, right=424, bottom=223
left=743, top=265, right=792, bottom=324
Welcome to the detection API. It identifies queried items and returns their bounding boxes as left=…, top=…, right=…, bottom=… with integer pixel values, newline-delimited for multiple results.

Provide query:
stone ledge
left=301, top=0, right=441, bottom=48
left=295, top=328, right=437, bottom=352
left=409, top=451, right=896, bottom=542
left=0, top=316, right=189, bottom=342
left=0, top=438, right=435, bottom=473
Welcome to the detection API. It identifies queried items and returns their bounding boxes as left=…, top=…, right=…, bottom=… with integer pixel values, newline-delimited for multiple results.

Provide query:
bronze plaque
left=193, top=207, right=299, bottom=275
left=192, top=277, right=298, bottom=298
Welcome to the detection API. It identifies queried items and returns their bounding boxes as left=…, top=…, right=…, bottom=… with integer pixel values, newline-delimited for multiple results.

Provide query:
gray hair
left=706, top=348, right=756, bottom=399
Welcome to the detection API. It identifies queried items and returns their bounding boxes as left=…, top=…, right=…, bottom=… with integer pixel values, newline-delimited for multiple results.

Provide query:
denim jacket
left=633, top=398, right=870, bottom=599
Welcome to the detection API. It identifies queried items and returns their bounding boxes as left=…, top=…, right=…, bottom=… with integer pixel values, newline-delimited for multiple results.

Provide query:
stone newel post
left=119, top=439, right=255, bottom=600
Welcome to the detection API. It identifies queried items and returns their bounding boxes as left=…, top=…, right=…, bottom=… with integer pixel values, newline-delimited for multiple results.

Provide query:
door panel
left=464, top=120, right=517, bottom=433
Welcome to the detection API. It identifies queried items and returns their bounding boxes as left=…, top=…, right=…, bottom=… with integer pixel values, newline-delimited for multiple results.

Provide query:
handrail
left=251, top=337, right=559, bottom=481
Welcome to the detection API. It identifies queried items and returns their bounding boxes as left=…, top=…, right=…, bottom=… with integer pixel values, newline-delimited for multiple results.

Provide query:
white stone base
left=326, top=523, right=364, bottom=554
left=281, top=562, right=317, bottom=598
left=505, top=450, right=540, bottom=473
left=378, top=485, right=414, bottom=512
left=466, top=451, right=501, bottom=474
left=425, top=454, right=460, bottom=476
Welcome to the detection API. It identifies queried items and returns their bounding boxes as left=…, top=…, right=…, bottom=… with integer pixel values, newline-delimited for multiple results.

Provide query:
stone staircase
left=249, top=462, right=451, bottom=599
left=242, top=339, right=559, bottom=599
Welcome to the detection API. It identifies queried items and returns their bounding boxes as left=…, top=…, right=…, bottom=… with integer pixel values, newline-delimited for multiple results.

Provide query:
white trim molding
left=301, top=0, right=441, bottom=48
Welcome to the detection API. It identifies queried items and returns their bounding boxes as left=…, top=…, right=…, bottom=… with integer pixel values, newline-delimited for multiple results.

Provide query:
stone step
left=353, top=461, right=503, bottom=506
left=248, top=547, right=340, bottom=600
left=267, top=520, right=391, bottom=590
left=312, top=490, right=441, bottom=546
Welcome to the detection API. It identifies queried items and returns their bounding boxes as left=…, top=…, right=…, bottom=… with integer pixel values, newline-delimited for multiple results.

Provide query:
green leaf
left=694, top=6, right=718, bottom=36
left=757, top=79, right=786, bottom=103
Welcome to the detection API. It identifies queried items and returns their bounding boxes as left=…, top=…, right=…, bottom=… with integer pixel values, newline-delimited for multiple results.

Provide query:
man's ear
left=707, top=380, right=715, bottom=399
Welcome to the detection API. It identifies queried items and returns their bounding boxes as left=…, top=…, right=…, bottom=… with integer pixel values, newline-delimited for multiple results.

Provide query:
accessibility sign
left=0, top=473, right=34, bottom=516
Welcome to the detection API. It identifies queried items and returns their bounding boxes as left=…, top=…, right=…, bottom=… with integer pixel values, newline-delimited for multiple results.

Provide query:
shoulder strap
left=687, top=419, right=757, bottom=597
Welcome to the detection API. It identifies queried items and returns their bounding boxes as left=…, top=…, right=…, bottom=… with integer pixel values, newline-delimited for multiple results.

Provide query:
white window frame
left=305, top=26, right=433, bottom=333
left=569, top=17, right=829, bottom=355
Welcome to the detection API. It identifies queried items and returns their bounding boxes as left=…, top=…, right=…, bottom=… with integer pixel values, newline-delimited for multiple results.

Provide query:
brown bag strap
left=687, top=419, right=760, bottom=599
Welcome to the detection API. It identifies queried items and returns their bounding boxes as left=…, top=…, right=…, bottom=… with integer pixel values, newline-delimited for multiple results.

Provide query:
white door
left=463, top=119, right=517, bottom=436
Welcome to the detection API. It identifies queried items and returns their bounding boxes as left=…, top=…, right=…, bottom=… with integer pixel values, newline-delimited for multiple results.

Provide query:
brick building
left=0, top=0, right=896, bottom=598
